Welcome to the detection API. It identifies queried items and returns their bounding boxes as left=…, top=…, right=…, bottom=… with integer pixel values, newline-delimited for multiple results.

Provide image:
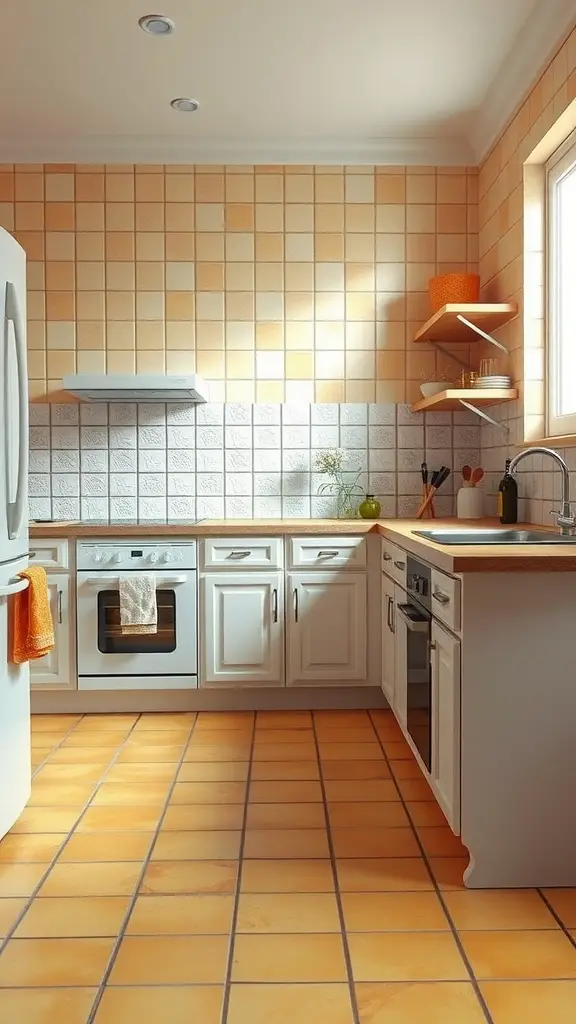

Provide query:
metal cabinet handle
left=394, top=560, right=406, bottom=570
left=293, top=587, right=299, bottom=623
left=396, top=603, right=429, bottom=633
left=272, top=588, right=278, bottom=623
left=57, top=589, right=63, bottom=624
left=228, top=550, right=251, bottom=559
left=432, top=590, right=450, bottom=605
left=318, top=549, right=339, bottom=557
left=382, top=552, right=392, bottom=561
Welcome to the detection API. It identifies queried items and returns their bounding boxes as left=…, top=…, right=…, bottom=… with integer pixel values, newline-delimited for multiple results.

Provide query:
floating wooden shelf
left=411, top=388, right=518, bottom=413
left=414, top=303, right=519, bottom=345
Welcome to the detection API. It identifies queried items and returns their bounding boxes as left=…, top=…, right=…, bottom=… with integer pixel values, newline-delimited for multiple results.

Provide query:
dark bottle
left=498, top=459, right=518, bottom=524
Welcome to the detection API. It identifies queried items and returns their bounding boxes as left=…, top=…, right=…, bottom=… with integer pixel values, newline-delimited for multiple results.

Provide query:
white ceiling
left=0, top=0, right=573, bottom=164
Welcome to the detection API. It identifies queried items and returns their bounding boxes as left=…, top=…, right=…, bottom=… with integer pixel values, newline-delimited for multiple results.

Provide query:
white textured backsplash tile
left=31, top=402, right=480, bottom=521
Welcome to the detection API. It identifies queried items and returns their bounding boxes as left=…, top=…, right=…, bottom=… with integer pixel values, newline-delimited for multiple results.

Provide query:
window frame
left=546, top=128, right=576, bottom=437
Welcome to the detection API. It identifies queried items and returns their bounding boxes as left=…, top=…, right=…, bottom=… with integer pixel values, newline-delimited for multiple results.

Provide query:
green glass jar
left=358, top=494, right=381, bottom=519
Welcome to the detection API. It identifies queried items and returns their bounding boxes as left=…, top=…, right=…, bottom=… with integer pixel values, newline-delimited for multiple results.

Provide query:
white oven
left=76, top=539, right=198, bottom=690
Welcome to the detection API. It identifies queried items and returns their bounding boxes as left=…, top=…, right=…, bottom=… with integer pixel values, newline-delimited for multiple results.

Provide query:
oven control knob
left=113, top=553, right=123, bottom=564
left=162, top=552, right=171, bottom=563
left=93, top=549, right=104, bottom=564
left=149, top=552, right=159, bottom=564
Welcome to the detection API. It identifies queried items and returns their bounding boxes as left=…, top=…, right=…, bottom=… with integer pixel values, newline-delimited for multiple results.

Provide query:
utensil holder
left=457, top=486, right=484, bottom=519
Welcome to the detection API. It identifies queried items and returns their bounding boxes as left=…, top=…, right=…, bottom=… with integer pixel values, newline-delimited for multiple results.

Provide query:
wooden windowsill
left=519, top=435, right=576, bottom=449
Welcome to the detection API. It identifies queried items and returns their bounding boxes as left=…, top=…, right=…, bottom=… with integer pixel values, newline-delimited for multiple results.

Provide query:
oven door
left=77, top=571, right=197, bottom=678
left=396, top=598, right=431, bottom=771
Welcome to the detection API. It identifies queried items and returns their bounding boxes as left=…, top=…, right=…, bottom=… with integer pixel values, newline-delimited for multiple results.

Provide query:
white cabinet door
left=287, top=572, right=367, bottom=685
left=381, top=573, right=396, bottom=705
left=201, top=573, right=283, bottom=686
left=431, top=620, right=461, bottom=832
left=393, top=584, right=407, bottom=727
left=30, top=575, right=72, bottom=689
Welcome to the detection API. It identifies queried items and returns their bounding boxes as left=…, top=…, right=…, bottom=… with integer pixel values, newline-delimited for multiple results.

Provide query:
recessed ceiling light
left=138, top=14, right=175, bottom=35
left=170, top=97, right=200, bottom=112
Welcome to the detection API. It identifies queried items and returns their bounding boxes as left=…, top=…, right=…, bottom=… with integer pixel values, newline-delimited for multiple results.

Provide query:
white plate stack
left=473, top=375, right=512, bottom=389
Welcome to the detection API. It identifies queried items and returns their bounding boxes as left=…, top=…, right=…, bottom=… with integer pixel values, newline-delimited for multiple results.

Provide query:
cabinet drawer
left=29, top=538, right=69, bottom=571
left=288, top=536, right=366, bottom=570
left=381, top=539, right=407, bottom=587
left=431, top=569, right=461, bottom=631
left=202, top=537, right=283, bottom=570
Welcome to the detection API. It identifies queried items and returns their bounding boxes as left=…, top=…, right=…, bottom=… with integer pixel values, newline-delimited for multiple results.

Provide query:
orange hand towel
left=11, top=566, right=55, bottom=664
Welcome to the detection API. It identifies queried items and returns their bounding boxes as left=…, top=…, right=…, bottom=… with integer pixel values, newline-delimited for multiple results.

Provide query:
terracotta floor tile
left=390, top=760, right=426, bottom=779
left=315, top=727, right=376, bottom=743
left=236, top=892, right=341, bottom=932
left=196, top=711, right=254, bottom=729
left=480, top=980, right=576, bottom=1022
left=349, top=932, right=468, bottom=981
left=47, top=747, right=116, bottom=765
left=127, top=893, right=234, bottom=934
left=461, top=930, right=576, bottom=980
left=256, top=711, right=312, bottom=729
left=319, top=743, right=384, bottom=761
left=104, top=762, right=178, bottom=783
left=34, top=763, right=106, bottom=783
left=0, top=863, right=48, bottom=897
left=140, top=859, right=238, bottom=894
left=250, top=780, right=323, bottom=802
left=134, top=712, right=196, bottom=730
left=241, top=859, right=335, bottom=893
left=542, top=889, right=576, bottom=928
left=428, top=857, right=468, bottom=890
left=343, top=891, right=449, bottom=931
left=250, top=760, right=319, bottom=781
left=416, top=826, right=468, bottom=858
left=0, top=988, right=96, bottom=1024
left=0, top=897, right=27, bottom=937
left=39, top=861, right=142, bottom=897
left=382, top=741, right=414, bottom=760
left=62, top=731, right=129, bottom=747
left=444, top=890, right=558, bottom=930
left=405, top=801, right=448, bottom=827
left=177, top=761, right=250, bottom=782
left=109, top=934, right=229, bottom=984
left=10, top=807, right=80, bottom=833
left=163, top=804, right=244, bottom=830
left=152, top=829, right=242, bottom=860
left=227, top=983, right=354, bottom=1024
left=15, top=895, right=130, bottom=937
left=191, top=728, right=253, bottom=744
left=244, top=828, right=330, bottom=859
left=78, top=805, right=162, bottom=831
left=328, top=802, right=409, bottom=828
left=31, top=714, right=82, bottom=731
left=0, top=936, right=114, bottom=986
left=314, top=711, right=370, bottom=726
left=324, top=780, right=399, bottom=802
left=59, top=831, right=155, bottom=862
left=246, top=802, right=325, bottom=830
left=252, top=742, right=317, bottom=762
left=117, top=744, right=184, bottom=763
left=94, top=985, right=223, bottom=1024
left=322, top=760, right=391, bottom=781
left=125, top=729, right=189, bottom=745
left=396, top=778, right=435, bottom=801
left=337, top=858, right=433, bottom=892
left=31, top=731, right=70, bottom=747
left=332, top=827, right=420, bottom=859
left=91, top=782, right=170, bottom=806
left=254, top=729, right=314, bottom=744
left=0, top=833, right=66, bottom=863
left=74, top=713, right=138, bottom=731
left=169, top=780, right=247, bottom=803
left=232, top=933, right=348, bottom=982
left=185, top=743, right=252, bottom=762
left=356, top=981, right=486, bottom=1023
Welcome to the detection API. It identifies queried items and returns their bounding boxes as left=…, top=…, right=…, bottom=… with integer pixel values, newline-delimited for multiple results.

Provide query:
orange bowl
left=429, top=273, right=480, bottom=313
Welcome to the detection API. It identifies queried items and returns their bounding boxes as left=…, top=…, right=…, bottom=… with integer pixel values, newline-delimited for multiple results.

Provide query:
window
left=547, top=130, right=576, bottom=436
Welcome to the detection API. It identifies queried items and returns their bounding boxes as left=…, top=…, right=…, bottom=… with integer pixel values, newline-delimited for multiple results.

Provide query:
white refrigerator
left=0, top=227, right=30, bottom=840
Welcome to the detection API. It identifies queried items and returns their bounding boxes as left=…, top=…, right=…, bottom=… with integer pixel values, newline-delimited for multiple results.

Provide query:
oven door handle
left=396, top=603, right=430, bottom=633
left=84, top=575, right=188, bottom=587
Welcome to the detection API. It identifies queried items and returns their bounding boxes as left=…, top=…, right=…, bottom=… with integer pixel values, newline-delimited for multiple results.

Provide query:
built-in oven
left=76, top=539, right=197, bottom=690
left=397, top=556, right=432, bottom=770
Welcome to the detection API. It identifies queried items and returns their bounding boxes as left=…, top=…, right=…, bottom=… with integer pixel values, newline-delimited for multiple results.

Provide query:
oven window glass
left=97, top=590, right=177, bottom=654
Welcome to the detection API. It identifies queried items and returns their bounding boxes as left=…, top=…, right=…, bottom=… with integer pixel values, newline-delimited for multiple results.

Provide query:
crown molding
left=0, top=133, right=475, bottom=167
left=469, top=0, right=576, bottom=162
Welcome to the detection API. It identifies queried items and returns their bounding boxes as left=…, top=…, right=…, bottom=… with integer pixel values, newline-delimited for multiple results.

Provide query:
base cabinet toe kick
left=381, top=537, right=576, bottom=889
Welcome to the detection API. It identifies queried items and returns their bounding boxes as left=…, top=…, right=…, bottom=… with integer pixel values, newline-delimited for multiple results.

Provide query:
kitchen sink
left=412, top=528, right=576, bottom=545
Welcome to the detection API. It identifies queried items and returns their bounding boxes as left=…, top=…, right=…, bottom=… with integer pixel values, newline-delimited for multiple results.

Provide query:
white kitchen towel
left=119, top=574, right=158, bottom=635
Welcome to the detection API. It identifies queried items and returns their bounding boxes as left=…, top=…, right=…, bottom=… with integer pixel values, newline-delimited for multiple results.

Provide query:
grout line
left=367, top=711, right=495, bottom=1024
left=0, top=711, right=145, bottom=953
left=31, top=712, right=92, bottom=779
left=311, top=712, right=361, bottom=1024
left=84, top=712, right=200, bottom=1023
left=537, top=889, right=576, bottom=949
left=219, top=713, right=257, bottom=1024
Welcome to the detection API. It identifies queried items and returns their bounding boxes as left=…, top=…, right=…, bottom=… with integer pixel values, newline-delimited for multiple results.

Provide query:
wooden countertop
left=30, top=518, right=378, bottom=538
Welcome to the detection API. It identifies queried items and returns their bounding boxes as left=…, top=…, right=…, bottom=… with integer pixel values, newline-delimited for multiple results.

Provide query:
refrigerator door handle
left=5, top=282, right=28, bottom=541
left=0, top=577, right=29, bottom=597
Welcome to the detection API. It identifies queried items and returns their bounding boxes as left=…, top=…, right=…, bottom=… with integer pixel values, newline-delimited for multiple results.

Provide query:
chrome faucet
left=508, top=447, right=576, bottom=536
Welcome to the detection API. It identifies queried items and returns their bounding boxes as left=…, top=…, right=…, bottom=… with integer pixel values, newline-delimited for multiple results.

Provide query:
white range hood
left=62, top=374, right=208, bottom=403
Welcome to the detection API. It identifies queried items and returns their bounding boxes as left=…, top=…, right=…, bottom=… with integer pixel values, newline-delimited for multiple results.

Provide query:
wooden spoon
left=471, top=467, right=484, bottom=487
left=462, top=465, right=472, bottom=485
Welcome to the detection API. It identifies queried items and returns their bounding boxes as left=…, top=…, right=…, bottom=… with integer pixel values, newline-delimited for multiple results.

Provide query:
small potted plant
left=315, top=448, right=363, bottom=519
left=419, top=367, right=452, bottom=399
